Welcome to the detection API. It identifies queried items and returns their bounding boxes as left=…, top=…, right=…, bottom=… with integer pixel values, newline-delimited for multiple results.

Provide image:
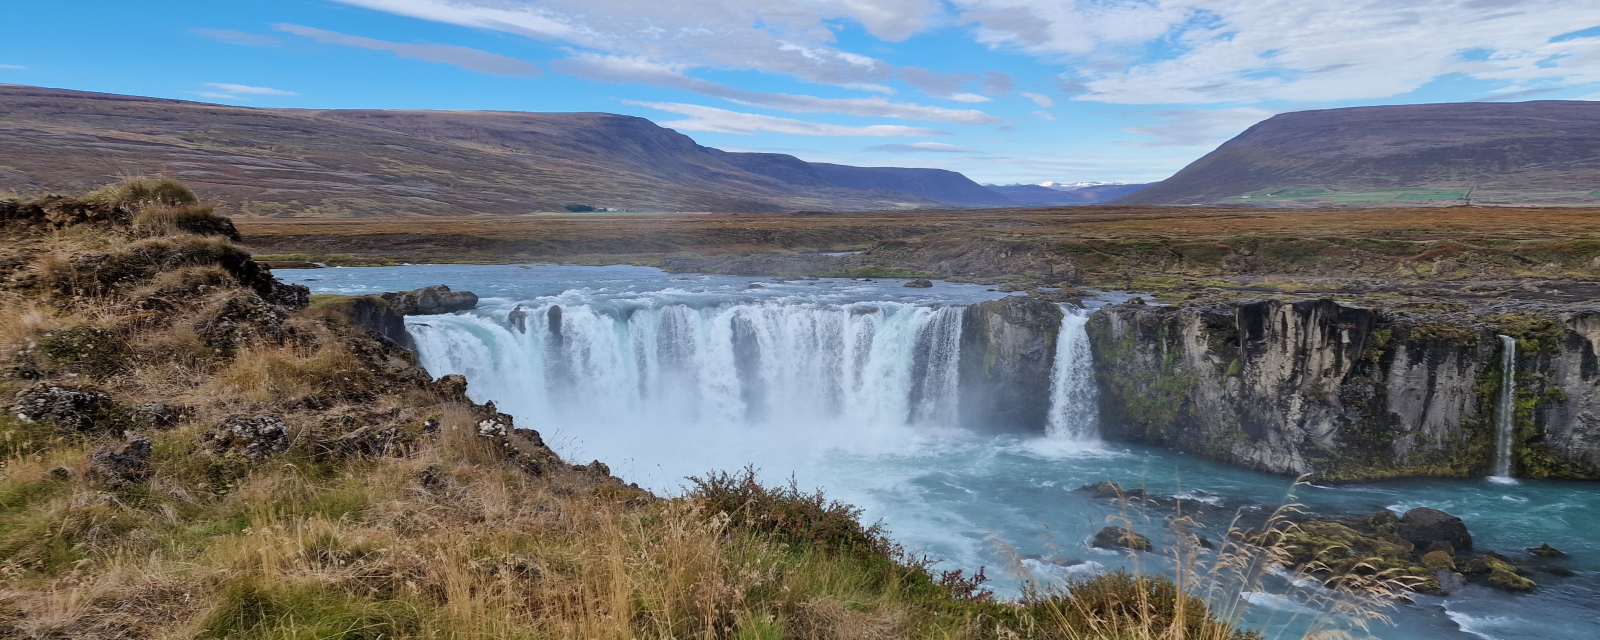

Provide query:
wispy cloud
left=273, top=23, right=542, bottom=77
left=956, top=0, right=1600, bottom=104
left=0, top=64, right=25, bottom=70
left=555, top=54, right=1002, bottom=125
left=330, top=0, right=912, bottom=87
left=1471, top=87, right=1563, bottom=102
left=191, top=28, right=281, bottom=46
left=1021, top=92, right=1053, bottom=107
left=204, top=83, right=296, bottom=96
left=627, top=102, right=950, bottom=137
left=866, top=142, right=978, bottom=153
left=1120, top=108, right=1274, bottom=147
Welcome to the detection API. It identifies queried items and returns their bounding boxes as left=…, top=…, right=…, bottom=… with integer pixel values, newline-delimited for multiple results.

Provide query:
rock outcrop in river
left=959, top=297, right=1063, bottom=431
left=1087, top=298, right=1600, bottom=480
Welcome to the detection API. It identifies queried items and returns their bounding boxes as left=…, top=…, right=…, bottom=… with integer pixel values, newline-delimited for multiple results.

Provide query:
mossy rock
left=1421, top=550, right=1454, bottom=570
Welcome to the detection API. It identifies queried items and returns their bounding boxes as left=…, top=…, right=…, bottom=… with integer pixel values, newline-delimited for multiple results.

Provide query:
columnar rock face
left=1087, top=299, right=1600, bottom=480
left=958, top=297, right=1063, bottom=431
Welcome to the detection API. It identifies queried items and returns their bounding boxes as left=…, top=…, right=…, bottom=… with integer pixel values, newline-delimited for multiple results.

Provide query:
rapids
left=283, top=264, right=1600, bottom=640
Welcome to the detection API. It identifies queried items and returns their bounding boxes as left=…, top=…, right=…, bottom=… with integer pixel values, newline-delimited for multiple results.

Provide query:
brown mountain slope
left=0, top=85, right=937, bottom=215
left=1118, top=101, right=1600, bottom=207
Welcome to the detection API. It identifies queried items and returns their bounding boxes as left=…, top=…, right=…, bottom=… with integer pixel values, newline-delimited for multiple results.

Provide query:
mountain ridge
left=0, top=84, right=1031, bottom=214
left=1116, top=100, right=1600, bottom=207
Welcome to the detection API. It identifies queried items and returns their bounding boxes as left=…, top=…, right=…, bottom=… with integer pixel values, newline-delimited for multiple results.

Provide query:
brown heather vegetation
left=0, top=180, right=1419, bottom=639
left=234, top=205, right=1600, bottom=300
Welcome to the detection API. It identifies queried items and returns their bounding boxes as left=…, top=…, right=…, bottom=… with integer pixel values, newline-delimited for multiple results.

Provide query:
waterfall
left=1046, top=306, right=1100, bottom=440
left=1492, top=334, right=1517, bottom=480
left=410, top=301, right=975, bottom=431
left=409, top=299, right=1103, bottom=445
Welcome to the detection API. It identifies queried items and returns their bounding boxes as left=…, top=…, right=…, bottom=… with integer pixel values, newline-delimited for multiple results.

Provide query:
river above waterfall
left=282, top=264, right=1600, bottom=640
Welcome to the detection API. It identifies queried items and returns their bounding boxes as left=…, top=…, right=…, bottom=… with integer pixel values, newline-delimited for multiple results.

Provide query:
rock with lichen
left=13, top=382, right=118, bottom=432
left=201, top=414, right=290, bottom=461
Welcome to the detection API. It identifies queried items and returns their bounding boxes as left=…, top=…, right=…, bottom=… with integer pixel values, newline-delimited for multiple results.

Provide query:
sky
left=3, top=1, right=1599, bottom=185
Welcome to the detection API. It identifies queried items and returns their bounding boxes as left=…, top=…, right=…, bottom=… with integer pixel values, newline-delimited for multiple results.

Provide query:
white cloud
left=626, top=101, right=950, bottom=137
left=952, top=0, right=1600, bottom=104
left=274, top=23, right=542, bottom=77
left=195, top=92, right=239, bottom=99
left=1021, top=91, right=1053, bottom=107
left=0, top=64, right=25, bottom=70
left=331, top=0, right=937, bottom=86
left=554, top=53, right=1003, bottom=124
left=1120, top=107, right=1274, bottom=147
left=203, top=83, right=296, bottom=96
left=1033, top=110, right=1057, bottom=121
left=191, top=28, right=281, bottom=46
left=947, top=93, right=992, bottom=103
left=866, top=142, right=979, bottom=152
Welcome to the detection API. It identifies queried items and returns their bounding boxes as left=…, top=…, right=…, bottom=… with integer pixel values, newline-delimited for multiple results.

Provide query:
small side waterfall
left=1045, top=307, right=1100, bottom=440
left=1492, top=334, right=1517, bottom=480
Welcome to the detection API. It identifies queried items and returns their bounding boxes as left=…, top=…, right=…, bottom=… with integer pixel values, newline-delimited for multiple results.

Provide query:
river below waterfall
left=282, top=264, right=1600, bottom=640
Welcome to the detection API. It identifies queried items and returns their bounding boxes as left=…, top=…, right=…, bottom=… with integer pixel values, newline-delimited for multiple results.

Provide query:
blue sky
left=3, top=0, right=1598, bottom=184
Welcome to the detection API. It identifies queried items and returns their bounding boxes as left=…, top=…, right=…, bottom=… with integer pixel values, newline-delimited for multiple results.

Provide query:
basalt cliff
left=1087, top=298, right=1600, bottom=480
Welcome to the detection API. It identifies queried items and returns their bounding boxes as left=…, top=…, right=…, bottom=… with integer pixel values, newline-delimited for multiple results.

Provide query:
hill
left=0, top=85, right=1015, bottom=214
left=809, top=163, right=1015, bottom=207
left=1116, top=101, right=1600, bottom=207
left=987, top=183, right=1149, bottom=206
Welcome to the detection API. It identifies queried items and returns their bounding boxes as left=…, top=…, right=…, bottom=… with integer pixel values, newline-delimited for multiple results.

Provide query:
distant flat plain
left=236, top=205, right=1600, bottom=265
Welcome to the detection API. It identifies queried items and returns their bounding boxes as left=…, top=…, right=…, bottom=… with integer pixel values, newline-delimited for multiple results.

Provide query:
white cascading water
left=1046, top=306, right=1100, bottom=441
left=1492, top=334, right=1517, bottom=481
left=410, top=302, right=973, bottom=433
left=408, top=300, right=1102, bottom=447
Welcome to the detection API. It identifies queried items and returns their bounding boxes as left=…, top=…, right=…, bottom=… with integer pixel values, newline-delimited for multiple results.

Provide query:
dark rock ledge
left=313, top=285, right=478, bottom=351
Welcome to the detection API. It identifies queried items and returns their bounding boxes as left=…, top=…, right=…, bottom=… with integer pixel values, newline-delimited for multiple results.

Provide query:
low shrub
left=132, top=204, right=242, bottom=241
left=86, top=177, right=198, bottom=211
left=689, top=466, right=893, bottom=557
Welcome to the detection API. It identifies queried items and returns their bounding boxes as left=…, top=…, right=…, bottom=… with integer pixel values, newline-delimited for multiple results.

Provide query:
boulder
left=1075, top=481, right=1148, bottom=501
left=13, top=382, right=117, bottom=432
left=1092, top=526, right=1153, bottom=551
left=508, top=305, right=528, bottom=333
left=85, top=432, right=153, bottom=489
left=267, top=281, right=310, bottom=309
left=1435, top=569, right=1466, bottom=595
left=1421, top=550, right=1454, bottom=570
left=1397, top=508, right=1472, bottom=551
left=380, top=285, right=478, bottom=315
left=431, top=374, right=470, bottom=403
left=1528, top=543, right=1566, bottom=558
left=475, top=401, right=514, bottom=438
left=201, top=414, right=290, bottom=461
left=196, top=292, right=290, bottom=351
left=903, top=278, right=933, bottom=288
left=1461, top=555, right=1537, bottom=592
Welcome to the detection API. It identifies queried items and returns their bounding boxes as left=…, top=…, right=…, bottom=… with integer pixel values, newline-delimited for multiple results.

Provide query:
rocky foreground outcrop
left=314, top=285, right=479, bottom=351
left=1087, top=298, right=1600, bottom=479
